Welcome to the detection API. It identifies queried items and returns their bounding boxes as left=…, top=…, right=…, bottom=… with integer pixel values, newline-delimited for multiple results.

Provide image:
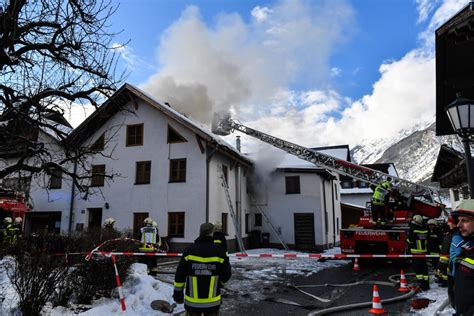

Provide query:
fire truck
left=211, top=113, right=444, bottom=255
left=0, top=189, right=30, bottom=223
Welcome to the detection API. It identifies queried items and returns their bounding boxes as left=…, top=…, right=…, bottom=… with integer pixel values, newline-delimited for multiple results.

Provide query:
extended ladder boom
left=212, top=113, right=439, bottom=202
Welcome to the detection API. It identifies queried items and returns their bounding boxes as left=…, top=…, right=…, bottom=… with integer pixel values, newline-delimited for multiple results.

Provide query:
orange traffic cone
left=398, top=270, right=409, bottom=292
left=368, top=284, right=386, bottom=314
left=352, top=258, right=360, bottom=271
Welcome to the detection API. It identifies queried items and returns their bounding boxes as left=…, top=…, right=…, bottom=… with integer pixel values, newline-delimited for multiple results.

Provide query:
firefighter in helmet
left=0, top=217, right=12, bottom=247
left=437, top=216, right=458, bottom=290
left=139, top=217, right=160, bottom=276
left=173, top=223, right=231, bottom=315
left=371, top=179, right=391, bottom=225
left=100, top=217, right=120, bottom=243
left=426, top=218, right=442, bottom=273
left=213, top=221, right=228, bottom=255
left=406, top=214, right=429, bottom=290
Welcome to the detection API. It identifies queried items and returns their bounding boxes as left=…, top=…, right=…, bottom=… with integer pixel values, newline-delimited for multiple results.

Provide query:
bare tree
left=0, top=0, right=125, bottom=194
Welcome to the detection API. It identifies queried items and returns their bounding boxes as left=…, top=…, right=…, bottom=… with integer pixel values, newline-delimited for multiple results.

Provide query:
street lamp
left=445, top=93, right=474, bottom=198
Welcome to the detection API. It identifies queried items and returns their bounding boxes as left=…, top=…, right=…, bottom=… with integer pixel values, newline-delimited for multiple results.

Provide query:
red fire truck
left=0, top=190, right=30, bottom=222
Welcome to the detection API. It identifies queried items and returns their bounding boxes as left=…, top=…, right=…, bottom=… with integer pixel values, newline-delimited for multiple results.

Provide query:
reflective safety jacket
left=372, top=185, right=388, bottom=206
left=139, top=226, right=161, bottom=252
left=438, top=227, right=459, bottom=280
left=427, top=226, right=443, bottom=255
left=213, top=231, right=228, bottom=255
left=3, top=224, right=20, bottom=246
left=406, top=223, right=428, bottom=254
left=174, top=235, right=231, bottom=313
left=454, top=238, right=474, bottom=315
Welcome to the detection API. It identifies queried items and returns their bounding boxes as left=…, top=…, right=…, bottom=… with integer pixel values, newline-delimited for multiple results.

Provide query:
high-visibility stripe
left=185, top=294, right=221, bottom=304
left=192, top=276, right=198, bottom=299
left=208, top=276, right=216, bottom=298
left=214, top=240, right=222, bottom=244
left=459, top=257, right=474, bottom=269
left=174, top=281, right=185, bottom=288
left=185, top=255, right=224, bottom=263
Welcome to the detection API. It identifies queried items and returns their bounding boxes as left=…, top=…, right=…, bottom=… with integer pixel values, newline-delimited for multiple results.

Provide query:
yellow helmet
left=412, top=215, right=423, bottom=225
left=213, top=221, right=223, bottom=232
left=104, top=217, right=115, bottom=226
left=3, top=217, right=12, bottom=224
left=14, top=217, right=22, bottom=224
left=143, top=217, right=153, bottom=225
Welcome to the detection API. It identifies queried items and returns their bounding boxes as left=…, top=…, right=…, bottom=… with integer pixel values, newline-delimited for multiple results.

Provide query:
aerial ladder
left=212, top=113, right=441, bottom=205
left=218, top=165, right=246, bottom=253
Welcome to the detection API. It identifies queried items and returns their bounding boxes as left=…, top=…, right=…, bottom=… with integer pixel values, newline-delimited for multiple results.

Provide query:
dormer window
left=167, top=125, right=187, bottom=143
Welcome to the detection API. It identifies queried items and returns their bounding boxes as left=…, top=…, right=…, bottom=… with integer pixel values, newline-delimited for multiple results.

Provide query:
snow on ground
left=0, top=249, right=458, bottom=315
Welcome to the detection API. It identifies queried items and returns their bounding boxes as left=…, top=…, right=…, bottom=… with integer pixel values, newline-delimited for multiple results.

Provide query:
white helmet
left=427, top=219, right=437, bottom=226
left=213, top=221, right=223, bottom=232
left=143, top=217, right=153, bottom=225
left=104, top=217, right=115, bottom=226
left=14, top=217, right=22, bottom=224
left=152, top=220, right=158, bottom=227
left=412, top=215, right=423, bottom=225
left=3, top=217, right=12, bottom=224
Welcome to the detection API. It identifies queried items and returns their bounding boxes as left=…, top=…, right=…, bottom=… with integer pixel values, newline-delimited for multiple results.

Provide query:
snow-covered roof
left=67, top=83, right=252, bottom=165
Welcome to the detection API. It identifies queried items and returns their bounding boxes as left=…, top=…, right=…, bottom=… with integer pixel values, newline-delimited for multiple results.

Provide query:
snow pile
left=411, top=282, right=454, bottom=315
left=0, top=257, right=20, bottom=314
left=50, top=263, right=184, bottom=316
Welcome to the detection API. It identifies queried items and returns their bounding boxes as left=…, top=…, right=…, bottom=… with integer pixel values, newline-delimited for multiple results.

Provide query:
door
left=133, top=212, right=149, bottom=239
left=294, top=213, right=315, bottom=250
left=88, top=208, right=103, bottom=230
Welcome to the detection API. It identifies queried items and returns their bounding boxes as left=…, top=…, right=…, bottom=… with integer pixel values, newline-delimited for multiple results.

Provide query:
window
left=90, top=133, right=105, bottom=151
left=135, top=161, right=151, bottom=184
left=91, top=164, right=105, bottom=187
left=168, top=212, right=185, bottom=237
left=222, top=165, right=229, bottom=186
left=285, top=176, right=300, bottom=194
left=49, top=169, right=62, bottom=189
left=167, top=125, right=187, bottom=143
left=126, top=124, right=143, bottom=146
left=255, top=213, right=262, bottom=227
left=169, top=158, right=186, bottom=182
left=341, top=180, right=352, bottom=189
left=221, top=213, right=228, bottom=234
left=358, top=181, right=369, bottom=188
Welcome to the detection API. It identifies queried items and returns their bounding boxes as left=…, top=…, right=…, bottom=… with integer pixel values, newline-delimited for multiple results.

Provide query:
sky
left=69, top=0, right=467, bottom=152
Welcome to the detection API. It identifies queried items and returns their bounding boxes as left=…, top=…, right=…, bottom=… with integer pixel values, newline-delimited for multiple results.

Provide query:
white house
left=249, top=145, right=345, bottom=251
left=63, top=84, right=252, bottom=251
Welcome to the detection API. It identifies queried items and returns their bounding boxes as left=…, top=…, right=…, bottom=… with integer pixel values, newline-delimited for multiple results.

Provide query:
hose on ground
left=432, top=297, right=450, bottom=315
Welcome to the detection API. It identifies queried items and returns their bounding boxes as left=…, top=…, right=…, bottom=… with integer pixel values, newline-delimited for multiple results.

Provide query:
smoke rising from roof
left=142, top=0, right=354, bottom=126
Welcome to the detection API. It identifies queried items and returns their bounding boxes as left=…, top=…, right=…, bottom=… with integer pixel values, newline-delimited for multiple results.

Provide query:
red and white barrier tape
left=111, top=255, right=126, bottom=312
left=82, top=252, right=440, bottom=259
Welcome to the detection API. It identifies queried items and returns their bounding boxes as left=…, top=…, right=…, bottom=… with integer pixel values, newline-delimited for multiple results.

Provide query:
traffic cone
left=398, top=270, right=409, bottom=292
left=368, top=284, right=386, bottom=314
left=352, top=257, right=360, bottom=271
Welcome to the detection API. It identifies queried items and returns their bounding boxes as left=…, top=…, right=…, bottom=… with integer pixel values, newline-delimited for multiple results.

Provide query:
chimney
left=236, top=136, right=241, bottom=152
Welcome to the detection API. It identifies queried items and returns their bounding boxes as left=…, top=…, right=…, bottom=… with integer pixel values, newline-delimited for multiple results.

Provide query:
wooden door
left=294, top=213, right=315, bottom=250
left=133, top=212, right=149, bottom=239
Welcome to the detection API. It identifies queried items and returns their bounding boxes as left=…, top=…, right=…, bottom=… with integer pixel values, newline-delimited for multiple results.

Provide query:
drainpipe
left=322, top=179, right=328, bottom=249
left=331, top=180, right=336, bottom=246
left=206, top=144, right=218, bottom=222
left=68, top=157, right=78, bottom=236
left=235, top=136, right=242, bottom=241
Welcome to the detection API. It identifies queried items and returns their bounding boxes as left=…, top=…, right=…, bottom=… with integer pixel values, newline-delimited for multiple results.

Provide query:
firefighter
left=139, top=217, right=160, bottom=276
left=2, top=217, right=13, bottom=247
left=371, top=180, right=391, bottom=225
left=426, top=218, right=442, bottom=271
left=450, top=199, right=474, bottom=315
left=173, top=223, right=231, bottom=315
left=213, top=221, right=228, bottom=255
left=100, top=217, right=120, bottom=242
left=437, top=216, right=458, bottom=294
left=152, top=220, right=169, bottom=252
left=406, top=214, right=429, bottom=290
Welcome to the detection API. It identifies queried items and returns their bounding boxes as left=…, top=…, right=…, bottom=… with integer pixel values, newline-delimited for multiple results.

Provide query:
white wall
left=73, top=99, right=208, bottom=242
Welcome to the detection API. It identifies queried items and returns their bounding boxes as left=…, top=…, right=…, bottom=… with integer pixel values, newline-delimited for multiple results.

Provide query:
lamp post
left=445, top=93, right=474, bottom=198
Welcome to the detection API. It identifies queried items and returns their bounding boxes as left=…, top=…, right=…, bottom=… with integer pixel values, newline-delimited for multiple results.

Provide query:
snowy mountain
left=351, top=122, right=461, bottom=183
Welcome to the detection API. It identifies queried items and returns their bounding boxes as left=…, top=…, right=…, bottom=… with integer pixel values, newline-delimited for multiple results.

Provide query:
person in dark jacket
left=437, top=216, right=458, bottom=289
left=406, top=215, right=429, bottom=290
left=173, top=223, right=231, bottom=316
left=427, top=218, right=442, bottom=270
left=451, top=199, right=474, bottom=316
left=212, top=221, right=228, bottom=255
